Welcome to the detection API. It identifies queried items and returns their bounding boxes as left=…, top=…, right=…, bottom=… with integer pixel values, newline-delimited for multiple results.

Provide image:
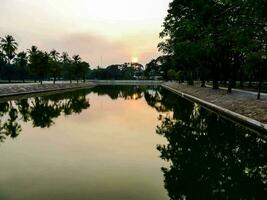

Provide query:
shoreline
left=162, top=84, right=267, bottom=136
left=0, top=82, right=96, bottom=99
left=0, top=80, right=266, bottom=134
left=162, top=82, right=267, bottom=135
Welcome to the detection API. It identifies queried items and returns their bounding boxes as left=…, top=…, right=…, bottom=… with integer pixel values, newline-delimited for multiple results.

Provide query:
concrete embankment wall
left=0, top=80, right=161, bottom=99
left=0, top=82, right=96, bottom=99
left=162, top=84, right=267, bottom=136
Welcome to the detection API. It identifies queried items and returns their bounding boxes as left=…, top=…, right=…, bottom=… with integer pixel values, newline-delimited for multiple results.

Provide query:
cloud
left=41, top=33, right=131, bottom=67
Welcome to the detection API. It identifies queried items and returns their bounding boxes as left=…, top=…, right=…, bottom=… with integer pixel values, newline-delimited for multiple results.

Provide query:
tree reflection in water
left=1, top=86, right=265, bottom=198
left=0, top=86, right=150, bottom=143
left=0, top=89, right=90, bottom=142
left=146, top=88, right=267, bottom=199
left=91, top=85, right=146, bottom=100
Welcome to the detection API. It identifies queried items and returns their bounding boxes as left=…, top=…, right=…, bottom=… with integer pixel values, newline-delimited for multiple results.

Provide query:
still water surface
left=0, top=86, right=266, bottom=199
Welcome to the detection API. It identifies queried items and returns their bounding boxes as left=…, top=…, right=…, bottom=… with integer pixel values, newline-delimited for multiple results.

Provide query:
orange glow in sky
left=0, top=0, right=171, bottom=67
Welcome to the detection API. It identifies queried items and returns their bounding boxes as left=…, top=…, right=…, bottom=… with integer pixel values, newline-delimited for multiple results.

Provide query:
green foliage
left=155, top=0, right=267, bottom=96
left=0, top=36, right=91, bottom=83
left=167, top=69, right=178, bottom=80
left=0, top=35, right=18, bottom=64
left=89, top=63, right=144, bottom=80
left=14, top=51, right=28, bottom=82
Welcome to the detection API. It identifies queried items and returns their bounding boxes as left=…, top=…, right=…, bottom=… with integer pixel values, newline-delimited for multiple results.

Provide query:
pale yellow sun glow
left=132, top=57, right=139, bottom=63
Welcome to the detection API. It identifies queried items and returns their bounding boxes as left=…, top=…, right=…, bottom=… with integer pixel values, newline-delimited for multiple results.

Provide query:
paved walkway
left=205, top=84, right=267, bottom=98
left=164, top=82, right=267, bottom=125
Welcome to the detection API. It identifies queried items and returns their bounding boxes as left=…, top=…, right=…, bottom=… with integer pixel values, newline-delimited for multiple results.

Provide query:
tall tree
left=0, top=35, right=18, bottom=82
left=28, top=46, right=39, bottom=82
left=15, top=51, right=28, bottom=82
left=72, top=55, right=82, bottom=83
left=0, top=35, right=18, bottom=64
left=49, top=49, right=62, bottom=84
left=61, top=52, right=73, bottom=83
left=79, top=61, right=90, bottom=82
left=0, top=50, right=6, bottom=80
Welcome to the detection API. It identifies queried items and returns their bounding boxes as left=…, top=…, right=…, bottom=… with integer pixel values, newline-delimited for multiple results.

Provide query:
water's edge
left=162, top=84, right=267, bottom=136
left=0, top=81, right=266, bottom=135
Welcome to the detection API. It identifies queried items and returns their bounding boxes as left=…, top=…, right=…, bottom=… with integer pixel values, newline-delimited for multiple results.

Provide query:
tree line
left=0, top=35, right=90, bottom=84
left=145, top=0, right=266, bottom=99
left=89, top=63, right=144, bottom=80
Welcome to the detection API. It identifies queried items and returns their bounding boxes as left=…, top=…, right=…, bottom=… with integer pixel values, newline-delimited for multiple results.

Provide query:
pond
left=0, top=85, right=266, bottom=199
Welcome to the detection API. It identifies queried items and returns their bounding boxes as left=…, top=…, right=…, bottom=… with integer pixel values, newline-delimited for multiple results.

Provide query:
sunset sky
left=0, top=0, right=171, bottom=67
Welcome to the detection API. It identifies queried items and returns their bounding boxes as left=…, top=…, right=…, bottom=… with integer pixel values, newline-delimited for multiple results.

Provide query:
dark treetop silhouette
left=0, top=35, right=91, bottom=84
left=145, top=0, right=267, bottom=98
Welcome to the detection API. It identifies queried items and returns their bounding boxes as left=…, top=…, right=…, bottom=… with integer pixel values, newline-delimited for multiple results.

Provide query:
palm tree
left=61, top=52, right=73, bottom=83
left=28, top=46, right=38, bottom=56
left=0, top=50, right=6, bottom=80
left=50, top=49, right=60, bottom=61
left=15, top=51, right=28, bottom=82
left=27, top=46, right=39, bottom=82
left=0, top=35, right=18, bottom=64
left=38, top=51, right=50, bottom=84
left=72, top=55, right=81, bottom=63
left=49, top=50, right=61, bottom=84
left=62, top=52, right=70, bottom=63
left=72, top=55, right=81, bottom=83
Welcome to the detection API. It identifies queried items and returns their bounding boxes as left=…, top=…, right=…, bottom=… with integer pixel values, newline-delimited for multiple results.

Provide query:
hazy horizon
left=0, top=0, right=171, bottom=67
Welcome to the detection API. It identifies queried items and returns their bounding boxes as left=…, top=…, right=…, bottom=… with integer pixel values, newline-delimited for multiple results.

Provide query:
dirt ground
left=164, top=82, right=267, bottom=124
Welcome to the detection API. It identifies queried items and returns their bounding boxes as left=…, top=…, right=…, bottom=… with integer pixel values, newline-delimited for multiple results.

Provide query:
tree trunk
left=212, top=66, right=219, bottom=89
left=240, top=80, right=244, bottom=88
left=232, top=80, right=236, bottom=88
left=228, top=78, right=233, bottom=93
left=201, top=79, right=205, bottom=87
left=213, top=80, right=219, bottom=89
left=257, top=79, right=263, bottom=100
left=239, top=69, right=244, bottom=88
left=53, top=75, right=56, bottom=84
left=248, top=79, right=252, bottom=88
left=257, top=66, right=263, bottom=100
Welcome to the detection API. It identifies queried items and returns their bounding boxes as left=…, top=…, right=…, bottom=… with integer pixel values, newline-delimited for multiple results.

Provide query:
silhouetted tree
left=15, top=51, right=28, bottom=82
left=49, top=49, right=62, bottom=84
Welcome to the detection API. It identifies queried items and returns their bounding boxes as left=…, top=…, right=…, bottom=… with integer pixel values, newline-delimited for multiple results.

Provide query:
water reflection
left=91, top=85, right=146, bottom=100
left=0, top=86, right=150, bottom=143
left=0, top=90, right=90, bottom=142
left=0, top=86, right=266, bottom=199
left=145, top=88, right=267, bottom=199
